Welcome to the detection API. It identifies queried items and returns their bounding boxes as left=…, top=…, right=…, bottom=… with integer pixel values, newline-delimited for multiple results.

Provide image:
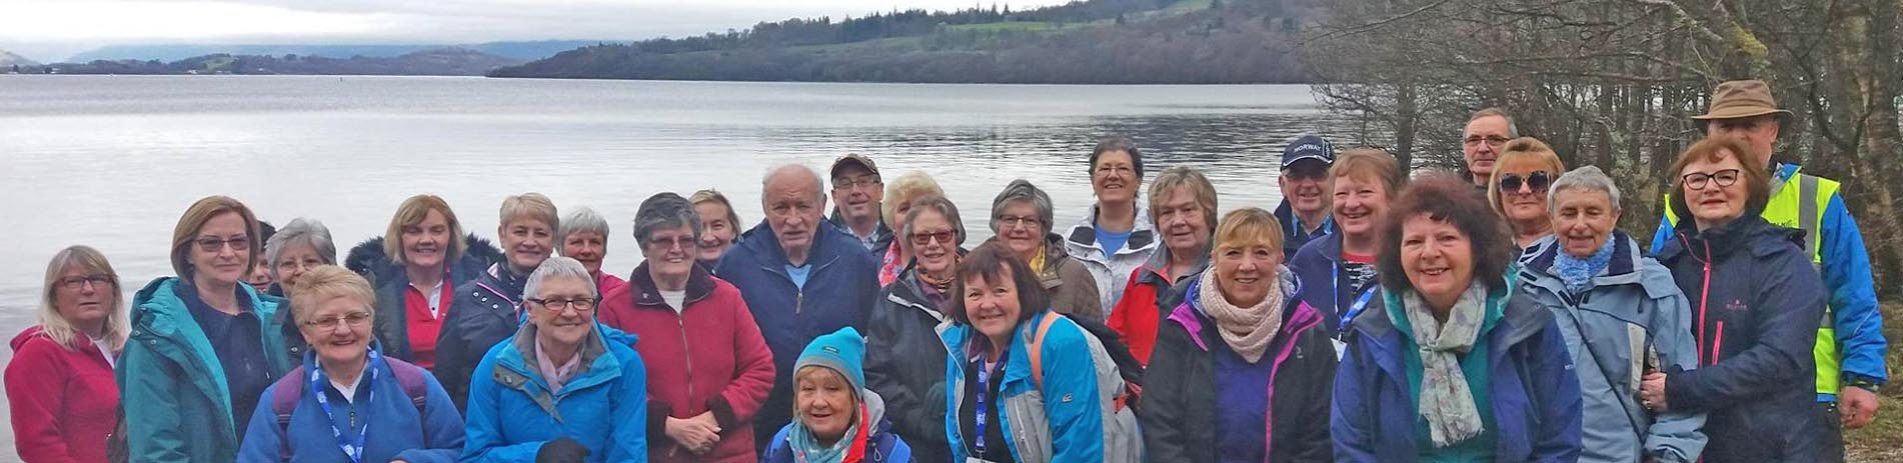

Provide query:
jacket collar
left=1168, top=267, right=1316, bottom=353
left=1350, top=273, right=1549, bottom=350
left=1136, top=243, right=1210, bottom=286
left=1062, top=203, right=1157, bottom=258
left=828, top=209, right=893, bottom=244
left=1274, top=200, right=1334, bottom=237
left=496, top=321, right=622, bottom=394
left=885, top=269, right=948, bottom=323
left=1521, top=232, right=1682, bottom=301
left=628, top=261, right=715, bottom=308
left=737, top=218, right=848, bottom=270
left=1655, top=212, right=1801, bottom=262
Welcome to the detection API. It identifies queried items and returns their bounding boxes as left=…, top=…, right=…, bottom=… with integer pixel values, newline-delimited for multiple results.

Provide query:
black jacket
left=278, top=234, right=499, bottom=362
left=430, top=263, right=529, bottom=413
left=863, top=269, right=952, bottom=463
left=1654, top=214, right=1825, bottom=462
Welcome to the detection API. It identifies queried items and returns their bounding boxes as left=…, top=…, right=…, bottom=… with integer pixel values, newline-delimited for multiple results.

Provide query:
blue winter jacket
left=1650, top=162, right=1887, bottom=397
left=1274, top=200, right=1334, bottom=261
left=119, top=277, right=295, bottom=463
left=236, top=348, right=466, bottom=463
left=1287, top=233, right=1378, bottom=335
left=715, top=219, right=880, bottom=442
left=460, top=322, right=649, bottom=463
left=943, top=311, right=1108, bottom=463
left=1330, top=280, right=1583, bottom=463
left=1518, top=233, right=1706, bottom=463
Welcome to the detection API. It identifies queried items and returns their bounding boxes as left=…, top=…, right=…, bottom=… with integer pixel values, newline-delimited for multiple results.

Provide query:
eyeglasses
left=1682, top=169, right=1741, bottom=191
left=833, top=175, right=882, bottom=191
left=997, top=215, right=1042, bottom=230
left=302, top=311, right=372, bottom=329
left=646, top=236, right=697, bottom=250
left=1463, top=136, right=1510, bottom=148
left=57, top=274, right=113, bottom=290
left=529, top=297, right=597, bottom=313
left=909, top=230, right=956, bottom=247
left=194, top=236, right=251, bottom=253
left=1498, top=171, right=1552, bottom=192
left=1283, top=163, right=1329, bottom=181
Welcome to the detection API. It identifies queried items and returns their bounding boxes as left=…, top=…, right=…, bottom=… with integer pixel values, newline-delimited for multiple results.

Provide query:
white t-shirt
left=660, top=289, right=687, bottom=315
left=92, top=337, right=115, bottom=368
left=328, top=366, right=365, bottom=404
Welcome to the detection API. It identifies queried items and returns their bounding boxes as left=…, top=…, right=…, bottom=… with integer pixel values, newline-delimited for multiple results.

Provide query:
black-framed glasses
left=832, top=175, right=882, bottom=191
left=1463, top=135, right=1510, bottom=148
left=1499, top=171, right=1552, bottom=192
left=909, top=230, right=956, bottom=247
left=302, top=311, right=372, bottom=329
left=997, top=215, right=1042, bottom=230
left=57, top=274, right=114, bottom=290
left=1682, top=169, right=1741, bottom=190
left=529, top=297, right=597, bottom=312
left=646, top=235, right=697, bottom=250
left=194, top=236, right=251, bottom=253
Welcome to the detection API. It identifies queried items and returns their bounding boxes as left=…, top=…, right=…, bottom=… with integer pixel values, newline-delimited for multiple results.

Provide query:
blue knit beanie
left=796, top=327, right=867, bottom=393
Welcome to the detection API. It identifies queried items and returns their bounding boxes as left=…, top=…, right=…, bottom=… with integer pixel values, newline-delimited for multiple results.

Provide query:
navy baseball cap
left=1280, top=134, right=1335, bottom=170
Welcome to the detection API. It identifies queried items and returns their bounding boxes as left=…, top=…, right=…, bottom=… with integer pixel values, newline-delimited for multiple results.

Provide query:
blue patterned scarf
left=1553, top=237, right=1616, bottom=295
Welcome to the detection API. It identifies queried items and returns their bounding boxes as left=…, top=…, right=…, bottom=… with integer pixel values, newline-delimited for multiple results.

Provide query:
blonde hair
left=1147, top=166, right=1219, bottom=229
left=1330, top=147, right=1405, bottom=199
left=881, top=171, right=946, bottom=226
left=500, top=192, right=559, bottom=230
left=791, top=365, right=859, bottom=417
left=385, top=194, right=468, bottom=266
left=689, top=189, right=744, bottom=230
left=170, top=196, right=260, bottom=279
left=38, top=246, right=128, bottom=353
left=1212, top=208, right=1284, bottom=255
left=287, top=265, right=377, bottom=325
left=1487, top=137, right=1567, bottom=215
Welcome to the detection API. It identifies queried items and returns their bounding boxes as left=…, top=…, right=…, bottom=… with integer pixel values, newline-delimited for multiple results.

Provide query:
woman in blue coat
left=237, top=266, right=464, bottom=463
left=1331, top=174, right=1582, bottom=462
left=461, top=257, right=648, bottom=463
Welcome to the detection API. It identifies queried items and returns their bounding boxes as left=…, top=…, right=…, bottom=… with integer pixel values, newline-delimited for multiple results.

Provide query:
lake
left=0, top=75, right=1347, bottom=457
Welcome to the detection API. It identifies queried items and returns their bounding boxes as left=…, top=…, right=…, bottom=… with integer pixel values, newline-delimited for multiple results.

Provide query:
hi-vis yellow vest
left=1665, top=168, right=1842, bottom=394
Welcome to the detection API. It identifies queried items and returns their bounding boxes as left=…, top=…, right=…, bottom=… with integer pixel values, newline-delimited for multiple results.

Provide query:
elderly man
left=1273, top=133, right=1336, bottom=258
left=716, top=163, right=881, bottom=453
left=1462, top=108, right=1518, bottom=189
left=1649, top=79, right=1887, bottom=462
left=827, top=154, right=893, bottom=254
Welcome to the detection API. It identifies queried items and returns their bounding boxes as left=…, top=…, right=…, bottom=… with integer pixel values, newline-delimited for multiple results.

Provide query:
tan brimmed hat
left=1692, top=80, right=1794, bottom=121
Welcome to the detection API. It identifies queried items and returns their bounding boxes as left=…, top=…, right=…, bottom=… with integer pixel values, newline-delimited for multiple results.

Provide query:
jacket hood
left=627, top=260, right=716, bottom=307
left=885, top=268, right=948, bottom=323
left=10, top=325, right=44, bottom=350
left=1062, top=203, right=1157, bottom=257
left=1171, top=265, right=1312, bottom=352
left=496, top=320, right=638, bottom=388
left=1520, top=231, right=1680, bottom=300
left=861, top=388, right=890, bottom=436
left=1351, top=273, right=1551, bottom=350
left=1655, top=211, right=1804, bottom=262
left=345, top=233, right=503, bottom=287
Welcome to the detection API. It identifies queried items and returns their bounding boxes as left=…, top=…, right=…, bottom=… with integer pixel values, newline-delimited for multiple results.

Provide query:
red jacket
left=599, top=263, right=776, bottom=463
left=1107, top=257, right=1205, bottom=366
left=6, top=326, right=118, bottom=463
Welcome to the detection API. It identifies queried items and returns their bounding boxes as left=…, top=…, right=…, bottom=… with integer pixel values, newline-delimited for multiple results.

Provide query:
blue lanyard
left=311, top=350, right=377, bottom=463
left=973, top=357, right=1000, bottom=457
left=1333, top=261, right=1377, bottom=331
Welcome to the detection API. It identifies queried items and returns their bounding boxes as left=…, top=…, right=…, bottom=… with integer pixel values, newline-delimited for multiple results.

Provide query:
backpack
left=1022, top=312, right=1145, bottom=463
left=269, top=358, right=433, bottom=461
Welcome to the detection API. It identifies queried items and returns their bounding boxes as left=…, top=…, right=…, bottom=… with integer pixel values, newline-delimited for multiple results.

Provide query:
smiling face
left=643, top=224, right=699, bottom=282
left=1278, top=160, right=1330, bottom=216
left=908, top=209, right=958, bottom=276
left=299, top=295, right=373, bottom=370
left=1091, top=150, right=1139, bottom=206
left=962, top=266, right=1024, bottom=343
left=562, top=231, right=608, bottom=275
left=1550, top=188, right=1619, bottom=258
left=1399, top=214, right=1476, bottom=310
left=1679, top=152, right=1749, bottom=230
left=694, top=202, right=737, bottom=263
left=273, top=243, right=326, bottom=294
left=529, top=276, right=596, bottom=348
left=830, top=165, right=884, bottom=224
left=1331, top=175, right=1391, bottom=239
left=402, top=208, right=452, bottom=271
left=1154, top=185, right=1211, bottom=257
left=500, top=218, right=554, bottom=274
left=795, top=366, right=857, bottom=444
left=1494, top=157, right=1554, bottom=225
left=1463, top=116, right=1512, bottom=181
left=52, top=265, right=115, bottom=331
left=994, top=200, right=1046, bottom=259
left=191, top=212, right=252, bottom=286
left=1212, top=241, right=1282, bottom=307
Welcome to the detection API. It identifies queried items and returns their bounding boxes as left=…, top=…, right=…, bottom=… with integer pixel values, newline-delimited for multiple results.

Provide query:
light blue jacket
left=119, top=277, right=294, bottom=463
left=942, top=311, right=1107, bottom=463
left=1520, top=233, right=1707, bottom=463
left=461, top=322, right=649, bottom=463
left=237, top=348, right=465, bottom=463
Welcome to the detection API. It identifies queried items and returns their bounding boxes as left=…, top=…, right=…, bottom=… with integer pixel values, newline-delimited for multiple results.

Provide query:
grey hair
left=762, top=163, right=827, bottom=206
left=265, top=218, right=337, bottom=281
left=558, top=206, right=611, bottom=243
left=989, top=179, right=1055, bottom=235
left=633, top=192, right=702, bottom=249
left=525, top=256, right=597, bottom=299
left=1469, top=108, right=1521, bottom=138
left=900, top=196, right=967, bottom=254
left=1547, top=166, right=1623, bottom=213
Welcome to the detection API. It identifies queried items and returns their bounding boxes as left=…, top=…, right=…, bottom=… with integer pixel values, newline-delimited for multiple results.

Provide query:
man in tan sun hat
left=1650, top=79, right=1888, bottom=463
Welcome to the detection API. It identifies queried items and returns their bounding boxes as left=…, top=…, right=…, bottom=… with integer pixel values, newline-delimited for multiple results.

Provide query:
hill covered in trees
left=24, top=48, right=521, bottom=76
left=491, top=0, right=1319, bottom=84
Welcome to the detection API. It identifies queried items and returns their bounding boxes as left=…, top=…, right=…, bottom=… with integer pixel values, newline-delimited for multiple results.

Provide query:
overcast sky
left=1, top=0, right=1072, bottom=61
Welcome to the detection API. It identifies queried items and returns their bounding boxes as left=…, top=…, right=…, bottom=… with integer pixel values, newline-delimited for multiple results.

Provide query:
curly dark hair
left=1376, top=173, right=1518, bottom=293
left=946, top=243, right=1050, bottom=326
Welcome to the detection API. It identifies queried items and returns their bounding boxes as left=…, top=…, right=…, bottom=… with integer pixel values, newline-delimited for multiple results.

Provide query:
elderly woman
left=463, top=257, right=649, bottom=462
left=357, top=194, right=502, bottom=370
left=766, top=327, right=912, bottom=463
left=1516, top=166, right=1707, bottom=463
left=597, top=193, right=776, bottom=463
left=877, top=171, right=948, bottom=285
left=985, top=179, right=1102, bottom=320
left=1108, top=166, right=1216, bottom=365
left=560, top=206, right=627, bottom=296
left=1064, top=135, right=1158, bottom=315
left=690, top=189, right=744, bottom=269
left=266, top=218, right=339, bottom=362
left=865, top=196, right=965, bottom=463
left=1331, top=174, right=1581, bottom=462
left=237, top=266, right=465, bottom=463
left=436, top=192, right=559, bottom=411
left=1289, top=148, right=1405, bottom=334
left=1639, top=138, right=1826, bottom=462
left=1142, top=208, right=1336, bottom=462
left=1487, top=137, right=1567, bottom=249
left=941, top=244, right=1140, bottom=463
left=7, top=246, right=126, bottom=463
left=119, top=196, right=295, bottom=463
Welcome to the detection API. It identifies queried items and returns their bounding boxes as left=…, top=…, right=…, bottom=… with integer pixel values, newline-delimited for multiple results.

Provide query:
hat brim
left=1280, top=155, right=1331, bottom=170
left=1691, top=108, right=1793, bottom=121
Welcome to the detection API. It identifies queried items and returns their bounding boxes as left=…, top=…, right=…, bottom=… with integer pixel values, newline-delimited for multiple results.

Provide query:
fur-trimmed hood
left=344, top=233, right=503, bottom=286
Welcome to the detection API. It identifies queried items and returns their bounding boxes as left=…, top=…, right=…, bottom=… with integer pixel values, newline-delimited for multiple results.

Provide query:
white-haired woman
left=560, top=206, right=627, bottom=296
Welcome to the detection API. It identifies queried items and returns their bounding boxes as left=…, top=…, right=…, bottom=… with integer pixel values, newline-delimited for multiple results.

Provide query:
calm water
left=0, top=75, right=1346, bottom=456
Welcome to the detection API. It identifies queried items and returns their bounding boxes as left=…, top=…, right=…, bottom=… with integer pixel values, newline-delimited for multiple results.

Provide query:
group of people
left=5, top=78, right=1887, bottom=463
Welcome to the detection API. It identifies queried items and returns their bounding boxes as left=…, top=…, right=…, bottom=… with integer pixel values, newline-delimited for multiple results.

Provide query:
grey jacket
left=1062, top=203, right=1157, bottom=316
left=1517, top=233, right=1707, bottom=463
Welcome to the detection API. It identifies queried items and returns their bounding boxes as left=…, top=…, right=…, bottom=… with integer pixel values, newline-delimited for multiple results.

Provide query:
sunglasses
left=1498, top=171, right=1552, bottom=192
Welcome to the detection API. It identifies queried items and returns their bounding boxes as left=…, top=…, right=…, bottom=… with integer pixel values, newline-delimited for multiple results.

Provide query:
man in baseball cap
left=1274, top=133, right=1336, bottom=258
left=828, top=154, right=893, bottom=254
left=1649, top=80, right=1888, bottom=463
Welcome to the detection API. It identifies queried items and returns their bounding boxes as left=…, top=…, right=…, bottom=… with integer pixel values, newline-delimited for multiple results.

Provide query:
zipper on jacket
left=1711, top=320, right=1726, bottom=364
left=677, top=314, right=696, bottom=406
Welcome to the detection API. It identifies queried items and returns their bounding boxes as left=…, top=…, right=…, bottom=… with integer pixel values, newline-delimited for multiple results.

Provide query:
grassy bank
left=1845, top=300, right=1903, bottom=461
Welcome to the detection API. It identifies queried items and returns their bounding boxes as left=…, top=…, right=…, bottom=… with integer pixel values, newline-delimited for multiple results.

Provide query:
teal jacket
left=942, top=311, right=1109, bottom=463
left=119, top=277, right=294, bottom=463
left=461, top=322, right=649, bottom=463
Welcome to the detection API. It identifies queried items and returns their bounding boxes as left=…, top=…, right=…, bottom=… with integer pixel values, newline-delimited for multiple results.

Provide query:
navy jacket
left=715, top=219, right=880, bottom=447
left=1273, top=200, right=1333, bottom=261
left=431, top=264, right=527, bottom=413
left=1287, top=233, right=1379, bottom=335
left=1653, top=214, right=1825, bottom=462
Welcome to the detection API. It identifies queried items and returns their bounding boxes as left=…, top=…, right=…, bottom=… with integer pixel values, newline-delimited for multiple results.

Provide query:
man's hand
left=1842, top=386, right=1881, bottom=429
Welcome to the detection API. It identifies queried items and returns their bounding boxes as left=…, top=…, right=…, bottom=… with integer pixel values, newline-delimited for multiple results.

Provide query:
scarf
left=1401, top=282, right=1489, bottom=448
left=787, top=402, right=868, bottom=463
left=1196, top=269, right=1285, bottom=363
left=1553, top=236, right=1617, bottom=295
left=1027, top=244, right=1049, bottom=275
left=918, top=267, right=956, bottom=296
left=878, top=242, right=903, bottom=286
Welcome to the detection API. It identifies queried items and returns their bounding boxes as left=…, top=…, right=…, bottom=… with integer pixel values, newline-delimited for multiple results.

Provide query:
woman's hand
left=665, top=413, right=722, bottom=454
left=1639, top=372, right=1669, bottom=412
